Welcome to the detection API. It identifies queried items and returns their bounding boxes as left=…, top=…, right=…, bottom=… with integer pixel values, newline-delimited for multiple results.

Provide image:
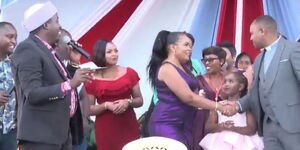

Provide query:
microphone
left=62, top=36, right=90, bottom=59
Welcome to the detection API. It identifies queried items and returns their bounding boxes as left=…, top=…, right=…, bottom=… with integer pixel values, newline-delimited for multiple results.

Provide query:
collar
left=34, top=35, right=53, bottom=50
left=62, top=60, right=69, bottom=67
left=265, top=36, right=281, bottom=51
left=0, top=55, right=11, bottom=62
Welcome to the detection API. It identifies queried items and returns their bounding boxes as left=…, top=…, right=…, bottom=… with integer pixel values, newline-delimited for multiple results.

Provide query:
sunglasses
left=201, top=58, right=219, bottom=63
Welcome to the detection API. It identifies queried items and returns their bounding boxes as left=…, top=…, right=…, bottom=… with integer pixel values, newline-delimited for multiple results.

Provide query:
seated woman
left=193, top=46, right=227, bottom=150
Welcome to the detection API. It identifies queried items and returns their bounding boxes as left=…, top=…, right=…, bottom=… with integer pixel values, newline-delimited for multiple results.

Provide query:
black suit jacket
left=67, top=64, right=83, bottom=145
left=11, top=34, right=71, bottom=144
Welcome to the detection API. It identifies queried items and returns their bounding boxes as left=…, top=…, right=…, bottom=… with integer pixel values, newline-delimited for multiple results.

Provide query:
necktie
left=258, top=49, right=266, bottom=79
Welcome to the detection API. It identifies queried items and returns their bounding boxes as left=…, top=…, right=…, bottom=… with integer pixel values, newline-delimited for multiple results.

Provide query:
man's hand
left=0, top=90, right=10, bottom=106
left=218, top=100, right=239, bottom=116
left=70, top=68, right=93, bottom=88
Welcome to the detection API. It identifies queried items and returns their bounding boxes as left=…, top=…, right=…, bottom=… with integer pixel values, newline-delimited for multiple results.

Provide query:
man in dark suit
left=227, top=15, right=300, bottom=150
left=11, top=2, right=92, bottom=150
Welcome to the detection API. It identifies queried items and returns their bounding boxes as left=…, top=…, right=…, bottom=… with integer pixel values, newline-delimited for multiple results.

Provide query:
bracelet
left=127, top=99, right=133, bottom=106
left=215, top=102, right=218, bottom=111
left=104, top=103, right=107, bottom=110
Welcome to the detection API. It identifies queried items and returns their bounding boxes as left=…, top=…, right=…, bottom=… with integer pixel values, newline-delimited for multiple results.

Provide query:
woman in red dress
left=85, top=40, right=143, bottom=150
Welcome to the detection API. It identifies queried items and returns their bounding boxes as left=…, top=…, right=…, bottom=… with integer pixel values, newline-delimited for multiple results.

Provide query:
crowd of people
left=1, top=1, right=300, bottom=150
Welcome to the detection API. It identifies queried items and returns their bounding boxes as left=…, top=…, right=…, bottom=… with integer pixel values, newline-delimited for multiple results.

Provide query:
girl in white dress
left=200, top=72, right=263, bottom=150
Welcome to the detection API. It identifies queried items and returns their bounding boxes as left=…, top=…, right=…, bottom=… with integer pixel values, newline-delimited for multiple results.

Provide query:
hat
left=23, top=1, right=57, bottom=32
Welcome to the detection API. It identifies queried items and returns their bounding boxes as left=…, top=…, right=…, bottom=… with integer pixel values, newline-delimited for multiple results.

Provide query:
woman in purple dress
left=147, top=31, right=231, bottom=150
left=193, top=46, right=227, bottom=150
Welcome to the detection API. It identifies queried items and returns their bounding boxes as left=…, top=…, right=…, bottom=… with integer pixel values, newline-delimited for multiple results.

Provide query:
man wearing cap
left=11, top=2, right=92, bottom=150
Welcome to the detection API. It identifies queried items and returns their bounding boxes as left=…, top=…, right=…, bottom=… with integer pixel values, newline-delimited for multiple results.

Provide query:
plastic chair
left=122, top=136, right=188, bottom=150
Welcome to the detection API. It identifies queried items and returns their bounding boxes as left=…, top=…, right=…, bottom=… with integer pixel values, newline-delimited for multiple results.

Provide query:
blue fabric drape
left=1, top=0, right=16, bottom=8
left=189, top=0, right=222, bottom=60
left=263, top=0, right=300, bottom=41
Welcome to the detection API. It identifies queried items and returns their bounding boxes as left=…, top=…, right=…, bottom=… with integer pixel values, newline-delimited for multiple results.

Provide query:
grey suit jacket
left=240, top=38, right=300, bottom=136
left=11, top=34, right=71, bottom=144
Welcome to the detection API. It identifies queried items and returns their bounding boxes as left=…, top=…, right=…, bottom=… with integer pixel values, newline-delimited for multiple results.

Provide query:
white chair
left=122, top=136, right=188, bottom=150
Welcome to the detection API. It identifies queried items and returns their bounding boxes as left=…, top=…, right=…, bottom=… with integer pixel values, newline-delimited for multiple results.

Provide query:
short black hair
left=217, top=41, right=236, bottom=58
left=235, top=52, right=253, bottom=68
left=0, top=21, right=15, bottom=30
left=202, top=46, right=227, bottom=65
left=254, top=15, right=277, bottom=32
left=92, top=39, right=111, bottom=67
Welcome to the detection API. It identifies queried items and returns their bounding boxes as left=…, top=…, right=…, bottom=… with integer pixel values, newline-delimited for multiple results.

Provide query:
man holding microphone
left=11, top=2, right=92, bottom=150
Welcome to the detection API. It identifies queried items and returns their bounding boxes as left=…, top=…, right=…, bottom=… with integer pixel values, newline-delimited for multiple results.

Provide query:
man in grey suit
left=11, top=2, right=92, bottom=150
left=227, top=15, right=300, bottom=150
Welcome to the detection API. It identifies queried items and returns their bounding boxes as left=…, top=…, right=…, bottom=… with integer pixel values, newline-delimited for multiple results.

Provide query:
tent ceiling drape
left=1, top=0, right=300, bottom=116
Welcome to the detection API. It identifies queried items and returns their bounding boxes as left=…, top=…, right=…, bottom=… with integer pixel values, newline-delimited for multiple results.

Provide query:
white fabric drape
left=189, top=0, right=221, bottom=59
left=71, top=0, right=120, bottom=40
left=1, top=0, right=118, bottom=41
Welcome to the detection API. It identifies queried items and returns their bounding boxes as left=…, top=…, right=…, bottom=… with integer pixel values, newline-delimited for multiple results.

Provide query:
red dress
left=85, top=67, right=140, bottom=150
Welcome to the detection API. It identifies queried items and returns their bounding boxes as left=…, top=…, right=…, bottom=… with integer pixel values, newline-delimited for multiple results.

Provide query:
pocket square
left=279, top=59, right=289, bottom=62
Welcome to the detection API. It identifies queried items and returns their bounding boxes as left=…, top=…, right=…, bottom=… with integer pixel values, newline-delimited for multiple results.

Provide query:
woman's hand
left=105, top=102, right=117, bottom=112
left=112, top=99, right=130, bottom=114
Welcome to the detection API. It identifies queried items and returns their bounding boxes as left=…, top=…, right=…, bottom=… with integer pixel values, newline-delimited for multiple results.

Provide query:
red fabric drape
left=216, top=0, right=237, bottom=45
left=78, top=0, right=142, bottom=63
left=241, top=0, right=264, bottom=60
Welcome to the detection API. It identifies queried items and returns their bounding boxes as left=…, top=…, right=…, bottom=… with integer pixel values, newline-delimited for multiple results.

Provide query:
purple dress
left=193, top=75, right=221, bottom=150
left=149, top=63, right=199, bottom=149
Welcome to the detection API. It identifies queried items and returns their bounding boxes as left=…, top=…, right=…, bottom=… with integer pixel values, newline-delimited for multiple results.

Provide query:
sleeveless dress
left=200, top=112, right=264, bottom=150
left=85, top=67, right=140, bottom=150
left=148, top=63, right=199, bottom=149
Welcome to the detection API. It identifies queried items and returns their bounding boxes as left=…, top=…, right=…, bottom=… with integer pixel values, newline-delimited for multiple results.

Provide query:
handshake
left=198, top=90, right=240, bottom=116
left=217, top=100, right=240, bottom=116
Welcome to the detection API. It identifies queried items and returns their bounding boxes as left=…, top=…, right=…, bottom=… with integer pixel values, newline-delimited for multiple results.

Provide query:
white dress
left=199, top=112, right=264, bottom=150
